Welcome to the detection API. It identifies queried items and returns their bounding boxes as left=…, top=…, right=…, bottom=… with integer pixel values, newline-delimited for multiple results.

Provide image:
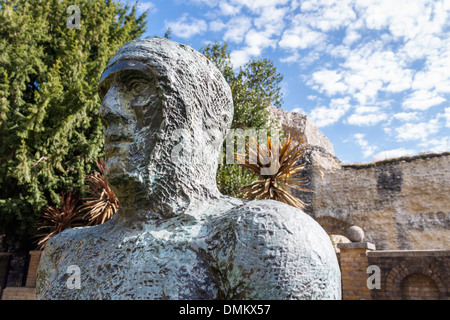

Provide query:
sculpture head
left=98, top=38, right=233, bottom=219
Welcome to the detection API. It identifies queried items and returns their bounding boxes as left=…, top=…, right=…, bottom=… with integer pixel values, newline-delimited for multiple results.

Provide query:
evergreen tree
left=0, top=0, right=148, bottom=244
left=201, top=42, right=284, bottom=197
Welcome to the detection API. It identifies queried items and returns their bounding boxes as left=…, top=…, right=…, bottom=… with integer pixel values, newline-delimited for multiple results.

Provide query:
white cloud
left=286, top=50, right=322, bottom=67
left=204, top=0, right=450, bottom=113
left=354, top=133, right=378, bottom=158
left=383, top=127, right=393, bottom=135
left=165, top=14, right=207, bottom=39
left=402, top=90, right=445, bottom=110
left=137, top=1, right=156, bottom=13
left=418, top=136, right=450, bottom=153
left=204, top=0, right=450, bottom=109
left=229, top=0, right=290, bottom=13
left=343, top=29, right=361, bottom=46
left=167, top=0, right=450, bottom=163
left=395, top=118, right=440, bottom=141
left=223, top=16, right=253, bottom=43
left=444, top=107, right=450, bottom=127
left=229, top=50, right=251, bottom=68
left=341, top=45, right=413, bottom=102
left=373, top=148, right=416, bottom=161
left=218, top=2, right=241, bottom=15
left=216, top=0, right=291, bottom=19
left=309, top=41, right=414, bottom=104
left=299, top=0, right=357, bottom=32
left=291, top=107, right=306, bottom=114
left=280, top=52, right=300, bottom=63
left=209, top=19, right=226, bottom=32
left=245, top=29, right=275, bottom=50
left=230, top=28, right=277, bottom=67
left=411, top=40, right=450, bottom=94
left=254, top=4, right=288, bottom=32
left=357, top=0, right=449, bottom=40
left=275, top=0, right=450, bottom=114
left=346, top=106, right=388, bottom=126
left=393, top=112, right=420, bottom=122
left=400, top=34, right=442, bottom=61
left=309, top=69, right=347, bottom=96
left=279, top=24, right=325, bottom=50
left=189, top=0, right=219, bottom=6
left=219, top=0, right=287, bottom=68
left=309, top=97, right=352, bottom=127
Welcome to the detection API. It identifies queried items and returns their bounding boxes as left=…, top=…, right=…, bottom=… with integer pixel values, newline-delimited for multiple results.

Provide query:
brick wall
left=0, top=252, right=11, bottom=298
left=1, top=287, right=35, bottom=300
left=25, top=251, right=42, bottom=288
left=338, top=242, right=375, bottom=300
left=401, top=273, right=440, bottom=300
left=1, top=250, right=41, bottom=300
left=337, top=243, right=449, bottom=300
left=5, top=250, right=29, bottom=287
left=367, top=250, right=449, bottom=300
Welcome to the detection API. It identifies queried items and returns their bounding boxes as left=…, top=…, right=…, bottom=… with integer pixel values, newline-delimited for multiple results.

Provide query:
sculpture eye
left=129, top=80, right=148, bottom=96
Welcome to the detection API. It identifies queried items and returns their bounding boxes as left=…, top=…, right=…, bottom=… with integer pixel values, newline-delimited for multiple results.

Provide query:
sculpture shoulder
left=208, top=199, right=340, bottom=300
left=39, top=226, right=87, bottom=265
left=36, top=221, right=116, bottom=299
left=210, top=199, right=318, bottom=244
left=40, top=223, right=104, bottom=258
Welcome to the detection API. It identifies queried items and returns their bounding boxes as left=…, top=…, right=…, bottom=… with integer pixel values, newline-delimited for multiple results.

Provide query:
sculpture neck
left=110, top=117, right=224, bottom=221
left=116, top=168, right=222, bottom=221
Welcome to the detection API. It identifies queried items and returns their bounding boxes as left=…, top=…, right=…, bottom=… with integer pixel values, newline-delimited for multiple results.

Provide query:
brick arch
left=386, top=261, right=447, bottom=300
left=401, top=273, right=440, bottom=299
left=315, top=216, right=351, bottom=236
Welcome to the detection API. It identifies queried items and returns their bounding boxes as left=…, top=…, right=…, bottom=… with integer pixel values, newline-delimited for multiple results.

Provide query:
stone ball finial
left=347, top=225, right=365, bottom=242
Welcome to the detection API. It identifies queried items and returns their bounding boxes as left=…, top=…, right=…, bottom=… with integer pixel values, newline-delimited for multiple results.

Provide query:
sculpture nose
left=100, top=85, right=124, bottom=126
left=100, top=84, right=134, bottom=143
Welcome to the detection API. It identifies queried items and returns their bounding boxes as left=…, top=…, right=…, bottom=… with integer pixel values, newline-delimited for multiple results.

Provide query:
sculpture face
left=96, top=38, right=234, bottom=218
left=98, top=60, right=163, bottom=196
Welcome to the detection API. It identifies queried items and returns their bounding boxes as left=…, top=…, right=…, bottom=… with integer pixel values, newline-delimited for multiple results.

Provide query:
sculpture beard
left=97, top=38, right=234, bottom=221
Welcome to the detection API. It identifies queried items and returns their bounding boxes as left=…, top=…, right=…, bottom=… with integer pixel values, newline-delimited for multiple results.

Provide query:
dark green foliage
left=0, top=0, right=147, bottom=243
left=201, top=42, right=284, bottom=197
left=164, top=27, right=172, bottom=39
left=216, top=161, right=256, bottom=198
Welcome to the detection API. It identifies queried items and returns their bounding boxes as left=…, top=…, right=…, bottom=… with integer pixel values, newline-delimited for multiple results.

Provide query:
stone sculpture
left=36, top=37, right=341, bottom=300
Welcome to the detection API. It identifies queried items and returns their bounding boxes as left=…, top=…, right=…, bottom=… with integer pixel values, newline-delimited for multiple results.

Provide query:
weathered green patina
left=36, top=38, right=341, bottom=300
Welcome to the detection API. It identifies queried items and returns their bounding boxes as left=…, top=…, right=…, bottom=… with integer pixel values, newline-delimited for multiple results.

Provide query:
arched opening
left=315, top=216, right=351, bottom=236
left=400, top=273, right=440, bottom=300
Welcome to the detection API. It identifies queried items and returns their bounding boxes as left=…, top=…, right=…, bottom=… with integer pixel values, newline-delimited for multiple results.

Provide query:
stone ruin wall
left=270, top=105, right=450, bottom=250
left=310, top=152, right=450, bottom=250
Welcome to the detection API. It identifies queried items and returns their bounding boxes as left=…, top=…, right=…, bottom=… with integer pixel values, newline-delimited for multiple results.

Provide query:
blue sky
left=134, top=0, right=450, bottom=164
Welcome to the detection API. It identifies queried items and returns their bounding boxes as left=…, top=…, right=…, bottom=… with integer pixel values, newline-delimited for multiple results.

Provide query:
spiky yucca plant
left=236, top=134, right=311, bottom=210
left=36, top=191, right=84, bottom=249
left=80, top=159, right=119, bottom=225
